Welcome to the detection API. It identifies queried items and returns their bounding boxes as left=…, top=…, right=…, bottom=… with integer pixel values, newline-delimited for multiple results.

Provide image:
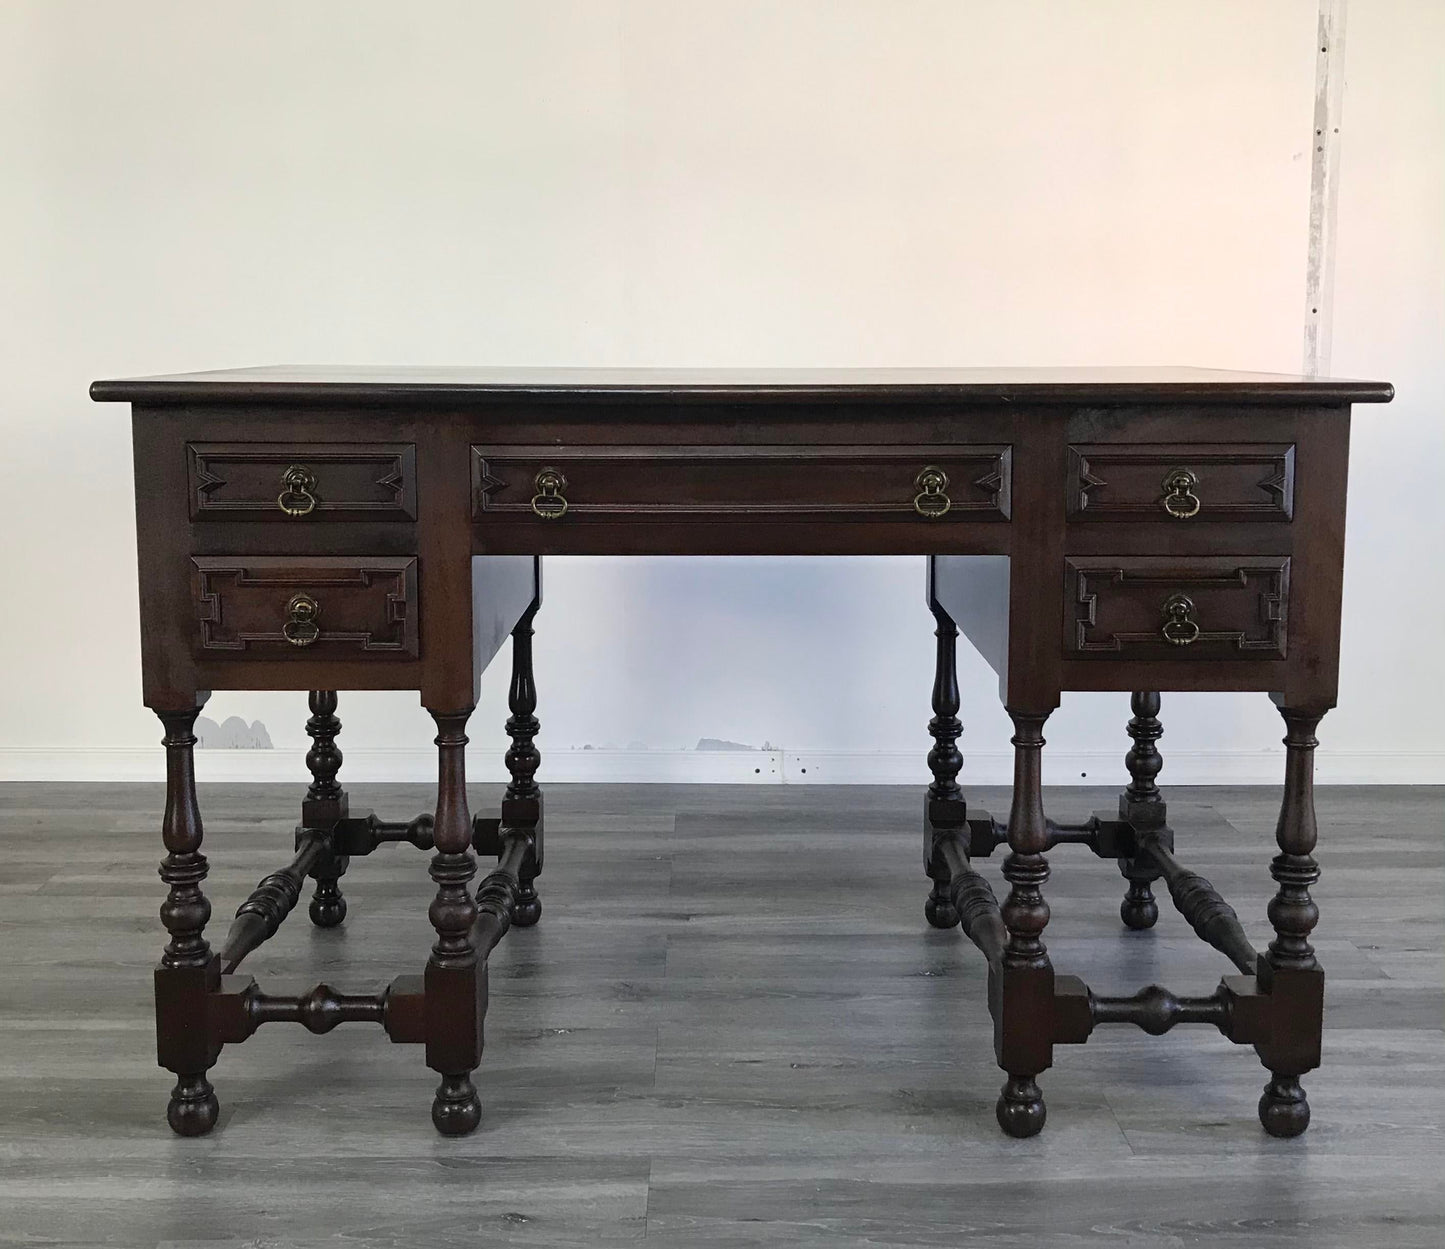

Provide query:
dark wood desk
left=91, top=365, right=1393, bottom=1140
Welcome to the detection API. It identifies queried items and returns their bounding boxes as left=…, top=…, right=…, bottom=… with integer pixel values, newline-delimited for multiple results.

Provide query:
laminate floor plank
left=0, top=782, right=1441, bottom=1247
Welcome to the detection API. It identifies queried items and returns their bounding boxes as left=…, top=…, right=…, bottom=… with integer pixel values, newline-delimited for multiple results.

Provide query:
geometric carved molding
left=1067, top=444, right=1294, bottom=520
left=191, top=557, right=418, bottom=656
left=1067, top=556, right=1290, bottom=658
left=472, top=445, right=1013, bottom=521
left=188, top=443, right=416, bottom=520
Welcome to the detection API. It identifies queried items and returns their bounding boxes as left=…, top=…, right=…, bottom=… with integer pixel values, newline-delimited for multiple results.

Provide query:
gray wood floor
left=0, top=781, right=1441, bottom=1247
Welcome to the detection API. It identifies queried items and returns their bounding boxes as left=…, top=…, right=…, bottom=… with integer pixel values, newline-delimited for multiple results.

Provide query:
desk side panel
left=133, top=408, right=204, bottom=709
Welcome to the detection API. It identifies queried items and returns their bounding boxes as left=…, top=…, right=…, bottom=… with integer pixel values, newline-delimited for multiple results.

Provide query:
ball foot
left=996, top=1075, right=1046, bottom=1138
left=167, top=1073, right=219, bottom=1136
left=924, top=881, right=960, bottom=929
left=309, top=882, right=347, bottom=928
left=1120, top=882, right=1159, bottom=931
left=511, top=882, right=542, bottom=928
left=432, top=1074, right=482, bottom=1136
left=1259, top=1075, right=1311, bottom=1137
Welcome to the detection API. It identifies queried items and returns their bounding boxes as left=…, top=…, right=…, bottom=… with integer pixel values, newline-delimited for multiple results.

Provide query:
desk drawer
left=1066, top=556, right=1289, bottom=659
left=1066, top=444, right=1293, bottom=521
left=187, top=443, right=416, bottom=521
left=471, top=445, right=1011, bottom=522
left=191, top=556, right=418, bottom=656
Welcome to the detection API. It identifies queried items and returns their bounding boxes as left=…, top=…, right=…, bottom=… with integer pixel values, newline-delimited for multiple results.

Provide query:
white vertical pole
left=1304, top=0, right=1348, bottom=377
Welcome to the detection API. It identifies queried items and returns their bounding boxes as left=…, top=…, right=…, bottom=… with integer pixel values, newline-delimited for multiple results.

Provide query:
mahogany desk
left=90, top=366, right=1393, bottom=1140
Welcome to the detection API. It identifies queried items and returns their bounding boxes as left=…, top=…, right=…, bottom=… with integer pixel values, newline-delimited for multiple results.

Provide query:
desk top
left=91, top=365, right=1394, bottom=408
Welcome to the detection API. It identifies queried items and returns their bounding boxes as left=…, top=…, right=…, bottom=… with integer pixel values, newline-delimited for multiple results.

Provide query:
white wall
left=1, top=1, right=1440, bottom=785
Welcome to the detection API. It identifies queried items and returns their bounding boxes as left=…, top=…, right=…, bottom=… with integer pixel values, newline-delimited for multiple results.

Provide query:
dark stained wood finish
left=89, top=363, right=1394, bottom=406
left=219, top=831, right=329, bottom=974
left=1066, top=556, right=1291, bottom=660
left=1118, top=690, right=1167, bottom=930
left=922, top=588, right=965, bottom=930
left=502, top=572, right=544, bottom=928
left=469, top=556, right=540, bottom=694
left=1138, top=832, right=1259, bottom=975
left=423, top=707, right=483, bottom=1136
left=1066, top=443, right=1294, bottom=521
left=302, top=690, right=349, bottom=929
left=187, top=442, right=416, bottom=521
left=152, top=703, right=220, bottom=1136
left=93, top=364, right=1391, bottom=1140
left=191, top=556, right=419, bottom=657
left=1258, top=704, right=1328, bottom=1138
left=472, top=444, right=1012, bottom=522
left=995, top=711, right=1053, bottom=1137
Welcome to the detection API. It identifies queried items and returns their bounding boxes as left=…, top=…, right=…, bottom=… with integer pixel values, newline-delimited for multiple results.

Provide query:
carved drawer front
left=191, top=557, right=418, bottom=656
left=187, top=443, right=416, bottom=520
left=471, top=445, right=1011, bottom=522
left=1066, top=556, right=1290, bottom=659
left=1067, top=444, right=1293, bottom=521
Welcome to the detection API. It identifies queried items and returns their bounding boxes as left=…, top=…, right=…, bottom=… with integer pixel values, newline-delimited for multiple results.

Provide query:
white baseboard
left=783, top=750, right=1445, bottom=786
left=0, top=747, right=1440, bottom=785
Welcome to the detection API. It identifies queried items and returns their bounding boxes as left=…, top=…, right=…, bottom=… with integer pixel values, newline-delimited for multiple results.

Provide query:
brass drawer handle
left=1161, top=593, right=1200, bottom=646
left=531, top=467, right=568, bottom=520
left=913, top=466, right=951, bottom=519
left=283, top=593, right=321, bottom=647
left=1161, top=468, right=1201, bottom=519
left=278, top=465, right=318, bottom=517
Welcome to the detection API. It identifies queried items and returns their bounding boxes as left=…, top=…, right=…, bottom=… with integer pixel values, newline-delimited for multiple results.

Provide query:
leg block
left=990, top=962, right=1055, bottom=1138
left=155, top=956, right=222, bottom=1136
left=425, top=957, right=486, bottom=1136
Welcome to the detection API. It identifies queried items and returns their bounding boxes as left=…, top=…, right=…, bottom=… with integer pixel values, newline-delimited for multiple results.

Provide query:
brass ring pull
left=1160, top=593, right=1201, bottom=646
left=278, top=465, right=318, bottom=517
left=531, top=467, right=568, bottom=520
left=283, top=593, right=320, bottom=647
left=913, top=466, right=952, bottom=519
left=1160, top=468, right=1201, bottom=519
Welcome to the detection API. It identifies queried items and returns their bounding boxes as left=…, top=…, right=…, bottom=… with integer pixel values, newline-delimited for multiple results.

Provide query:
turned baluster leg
left=154, top=704, right=221, bottom=1136
left=504, top=594, right=544, bottom=927
left=303, top=691, right=350, bottom=927
left=425, top=708, right=483, bottom=1135
left=1257, top=706, right=1327, bottom=1137
left=923, top=596, right=965, bottom=928
left=995, top=710, right=1053, bottom=1138
left=1118, top=691, right=1167, bottom=930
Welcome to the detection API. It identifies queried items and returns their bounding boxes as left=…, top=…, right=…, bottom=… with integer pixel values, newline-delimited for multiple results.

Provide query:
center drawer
left=471, top=445, right=1012, bottom=522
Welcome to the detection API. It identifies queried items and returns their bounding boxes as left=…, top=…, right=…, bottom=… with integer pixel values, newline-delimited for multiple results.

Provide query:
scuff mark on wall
left=196, top=717, right=273, bottom=749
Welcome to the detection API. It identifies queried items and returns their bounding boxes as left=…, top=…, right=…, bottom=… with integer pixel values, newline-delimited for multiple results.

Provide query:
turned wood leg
left=1118, top=691, right=1167, bottom=930
left=302, top=691, right=350, bottom=928
left=923, top=594, right=964, bottom=928
left=1257, top=705, right=1327, bottom=1138
left=995, top=710, right=1053, bottom=1137
left=425, top=707, right=484, bottom=1136
left=154, top=704, right=221, bottom=1136
left=503, top=594, right=544, bottom=928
